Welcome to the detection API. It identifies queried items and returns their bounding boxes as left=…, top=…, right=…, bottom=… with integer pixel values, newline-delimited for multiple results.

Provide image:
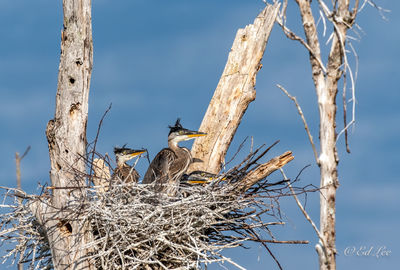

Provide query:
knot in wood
left=69, top=102, right=81, bottom=117
left=46, top=119, right=56, bottom=147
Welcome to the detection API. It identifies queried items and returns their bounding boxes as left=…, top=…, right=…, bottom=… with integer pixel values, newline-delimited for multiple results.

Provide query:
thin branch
left=276, top=16, right=327, bottom=74
left=88, top=103, right=112, bottom=182
left=331, top=25, right=357, bottom=145
left=251, top=230, right=283, bottom=270
left=15, top=146, right=31, bottom=270
left=361, top=0, right=390, bottom=21
left=342, top=72, right=351, bottom=153
left=20, top=146, right=31, bottom=160
left=277, top=84, right=319, bottom=163
left=279, top=168, right=326, bottom=249
left=257, top=239, right=309, bottom=244
left=319, top=10, right=327, bottom=37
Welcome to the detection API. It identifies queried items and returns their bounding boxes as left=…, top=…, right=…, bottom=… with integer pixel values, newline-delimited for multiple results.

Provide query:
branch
left=237, top=151, right=294, bottom=193
left=279, top=168, right=325, bottom=246
left=89, top=104, right=112, bottom=182
left=295, top=0, right=325, bottom=89
left=276, top=1, right=327, bottom=73
left=15, top=146, right=30, bottom=270
left=277, top=84, right=319, bottom=163
left=190, top=2, right=280, bottom=174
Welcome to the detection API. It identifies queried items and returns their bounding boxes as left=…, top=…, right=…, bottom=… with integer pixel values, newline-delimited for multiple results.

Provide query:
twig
left=276, top=17, right=327, bottom=74
left=277, top=84, right=319, bottom=163
left=279, top=168, right=327, bottom=250
left=257, top=239, right=309, bottom=244
left=249, top=229, right=283, bottom=270
left=89, top=103, right=112, bottom=182
left=15, top=146, right=30, bottom=270
left=360, top=0, right=390, bottom=21
left=224, top=137, right=249, bottom=168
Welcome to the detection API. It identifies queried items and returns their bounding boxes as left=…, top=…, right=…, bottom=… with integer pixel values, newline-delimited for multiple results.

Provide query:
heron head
left=114, top=146, right=146, bottom=165
left=168, top=118, right=207, bottom=144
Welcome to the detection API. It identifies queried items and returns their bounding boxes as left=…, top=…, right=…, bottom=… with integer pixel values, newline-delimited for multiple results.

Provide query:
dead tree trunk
left=190, top=3, right=280, bottom=174
left=294, top=1, right=358, bottom=269
left=35, top=0, right=94, bottom=269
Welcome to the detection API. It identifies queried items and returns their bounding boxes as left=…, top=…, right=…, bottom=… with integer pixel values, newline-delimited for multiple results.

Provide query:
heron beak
left=129, top=150, right=146, bottom=157
left=186, top=131, right=207, bottom=138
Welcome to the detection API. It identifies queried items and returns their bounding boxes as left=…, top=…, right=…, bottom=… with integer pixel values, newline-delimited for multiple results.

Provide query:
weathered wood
left=41, top=0, right=94, bottom=268
left=93, top=158, right=111, bottom=193
left=238, top=151, right=294, bottom=193
left=189, top=3, right=280, bottom=174
left=295, top=1, right=359, bottom=269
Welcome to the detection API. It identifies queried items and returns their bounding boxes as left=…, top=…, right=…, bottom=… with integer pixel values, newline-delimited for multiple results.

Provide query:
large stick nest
left=0, top=142, right=314, bottom=269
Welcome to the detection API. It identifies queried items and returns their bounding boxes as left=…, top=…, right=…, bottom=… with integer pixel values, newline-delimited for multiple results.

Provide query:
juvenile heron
left=113, top=147, right=146, bottom=183
left=181, top=171, right=218, bottom=185
left=142, top=119, right=206, bottom=194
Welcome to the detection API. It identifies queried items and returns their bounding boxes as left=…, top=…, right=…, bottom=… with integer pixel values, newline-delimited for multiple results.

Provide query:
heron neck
left=168, top=140, right=180, bottom=151
left=116, top=158, right=128, bottom=167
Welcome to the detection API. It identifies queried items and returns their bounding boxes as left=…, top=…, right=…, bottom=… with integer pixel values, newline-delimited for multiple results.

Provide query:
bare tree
left=32, top=0, right=94, bottom=269
left=275, top=0, right=367, bottom=269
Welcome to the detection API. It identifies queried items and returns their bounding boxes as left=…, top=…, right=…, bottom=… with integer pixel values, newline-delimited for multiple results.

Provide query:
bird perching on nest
left=181, top=171, right=219, bottom=185
left=142, top=118, right=206, bottom=195
left=113, top=147, right=146, bottom=183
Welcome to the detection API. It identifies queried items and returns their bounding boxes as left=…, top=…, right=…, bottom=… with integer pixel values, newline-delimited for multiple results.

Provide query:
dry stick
left=342, top=73, right=351, bottom=153
left=249, top=229, right=283, bottom=270
left=261, top=239, right=309, bottom=244
left=89, top=103, right=112, bottom=182
left=277, top=0, right=326, bottom=72
left=242, top=140, right=280, bottom=171
left=277, top=84, right=319, bottom=163
left=15, top=146, right=30, bottom=270
left=276, top=17, right=327, bottom=74
left=223, top=137, right=249, bottom=168
left=279, top=168, right=327, bottom=252
left=238, top=151, right=294, bottom=192
left=15, top=146, right=31, bottom=192
left=15, top=153, right=23, bottom=270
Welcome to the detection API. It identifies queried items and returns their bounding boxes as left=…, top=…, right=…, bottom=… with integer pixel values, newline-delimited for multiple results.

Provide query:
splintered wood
left=190, top=3, right=280, bottom=174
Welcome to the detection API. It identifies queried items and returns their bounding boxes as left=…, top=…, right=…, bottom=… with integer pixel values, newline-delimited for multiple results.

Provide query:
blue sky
left=0, top=0, right=399, bottom=269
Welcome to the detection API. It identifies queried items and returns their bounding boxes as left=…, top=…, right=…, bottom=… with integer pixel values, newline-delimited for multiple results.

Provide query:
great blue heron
left=113, top=147, right=146, bottom=183
left=142, top=119, right=206, bottom=194
left=181, top=171, right=218, bottom=185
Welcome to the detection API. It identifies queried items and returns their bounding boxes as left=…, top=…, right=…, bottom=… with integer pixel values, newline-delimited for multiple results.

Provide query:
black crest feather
left=168, top=118, right=184, bottom=135
left=113, top=144, right=130, bottom=155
